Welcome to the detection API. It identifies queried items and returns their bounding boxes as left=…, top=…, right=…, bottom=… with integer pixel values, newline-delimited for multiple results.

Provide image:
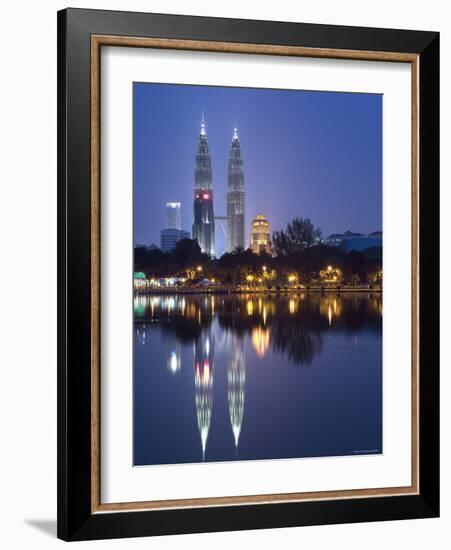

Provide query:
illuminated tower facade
left=227, top=128, right=245, bottom=252
left=192, top=114, right=215, bottom=257
left=250, top=213, right=272, bottom=254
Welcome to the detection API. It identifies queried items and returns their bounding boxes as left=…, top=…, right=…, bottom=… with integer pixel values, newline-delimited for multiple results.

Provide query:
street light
left=196, top=266, right=203, bottom=272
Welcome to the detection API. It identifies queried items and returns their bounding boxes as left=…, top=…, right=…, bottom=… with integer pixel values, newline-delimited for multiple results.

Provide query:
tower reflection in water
left=134, top=292, right=382, bottom=464
left=194, top=327, right=214, bottom=460
left=195, top=330, right=246, bottom=460
left=167, top=341, right=181, bottom=374
left=251, top=326, right=270, bottom=358
left=227, top=334, right=246, bottom=452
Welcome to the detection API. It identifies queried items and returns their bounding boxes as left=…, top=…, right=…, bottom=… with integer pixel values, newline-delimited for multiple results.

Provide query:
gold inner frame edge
left=90, top=35, right=420, bottom=514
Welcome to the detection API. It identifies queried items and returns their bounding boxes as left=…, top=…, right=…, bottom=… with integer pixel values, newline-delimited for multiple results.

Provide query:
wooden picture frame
left=57, top=7, right=439, bottom=541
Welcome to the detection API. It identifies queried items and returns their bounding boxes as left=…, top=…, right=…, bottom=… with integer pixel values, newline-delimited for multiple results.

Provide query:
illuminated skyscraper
left=166, top=202, right=181, bottom=230
left=192, top=114, right=215, bottom=257
left=250, top=213, right=272, bottom=255
left=161, top=202, right=189, bottom=251
left=227, top=128, right=245, bottom=252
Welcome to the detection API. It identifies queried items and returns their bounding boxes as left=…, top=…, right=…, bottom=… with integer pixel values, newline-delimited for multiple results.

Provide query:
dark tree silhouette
left=172, top=238, right=206, bottom=269
left=272, top=217, right=322, bottom=256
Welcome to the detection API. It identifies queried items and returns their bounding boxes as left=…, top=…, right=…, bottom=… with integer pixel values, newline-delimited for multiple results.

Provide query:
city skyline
left=134, top=82, right=382, bottom=255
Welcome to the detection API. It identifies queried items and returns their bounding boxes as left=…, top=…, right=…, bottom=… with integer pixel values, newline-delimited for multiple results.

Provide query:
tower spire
left=200, top=110, right=206, bottom=136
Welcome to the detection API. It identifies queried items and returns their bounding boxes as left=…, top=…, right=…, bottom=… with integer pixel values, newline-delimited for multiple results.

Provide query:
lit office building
left=166, top=202, right=181, bottom=230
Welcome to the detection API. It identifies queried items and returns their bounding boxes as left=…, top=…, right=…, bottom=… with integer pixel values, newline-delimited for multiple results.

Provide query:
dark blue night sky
left=133, top=83, right=382, bottom=256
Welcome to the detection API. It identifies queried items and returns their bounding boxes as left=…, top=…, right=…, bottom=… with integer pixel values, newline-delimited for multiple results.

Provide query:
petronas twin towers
left=227, top=127, right=246, bottom=253
left=192, top=115, right=215, bottom=256
left=193, top=114, right=245, bottom=257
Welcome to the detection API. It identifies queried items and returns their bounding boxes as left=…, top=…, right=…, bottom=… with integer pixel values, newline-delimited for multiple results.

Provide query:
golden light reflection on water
left=135, top=293, right=381, bottom=329
left=134, top=293, right=385, bottom=333
left=252, top=326, right=271, bottom=358
left=319, top=296, right=343, bottom=326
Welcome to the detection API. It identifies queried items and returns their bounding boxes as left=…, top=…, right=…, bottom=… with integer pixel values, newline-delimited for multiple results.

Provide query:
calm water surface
left=134, top=293, right=382, bottom=466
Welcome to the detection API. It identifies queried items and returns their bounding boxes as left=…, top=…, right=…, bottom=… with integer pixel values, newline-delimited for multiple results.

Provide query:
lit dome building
left=250, top=213, right=272, bottom=255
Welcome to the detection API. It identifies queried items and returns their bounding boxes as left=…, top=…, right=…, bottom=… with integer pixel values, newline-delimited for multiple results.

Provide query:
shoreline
left=134, top=286, right=382, bottom=296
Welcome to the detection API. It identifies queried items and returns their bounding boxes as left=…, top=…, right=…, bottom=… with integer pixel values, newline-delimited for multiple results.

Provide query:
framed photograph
left=57, top=8, right=439, bottom=541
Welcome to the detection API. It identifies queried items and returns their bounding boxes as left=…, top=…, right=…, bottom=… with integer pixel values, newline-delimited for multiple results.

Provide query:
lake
left=133, top=292, right=382, bottom=466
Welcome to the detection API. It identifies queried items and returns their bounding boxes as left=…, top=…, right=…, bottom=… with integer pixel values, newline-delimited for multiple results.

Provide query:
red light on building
left=203, top=193, right=209, bottom=200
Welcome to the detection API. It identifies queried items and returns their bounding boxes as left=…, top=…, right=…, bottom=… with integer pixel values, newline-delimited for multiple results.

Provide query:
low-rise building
left=340, top=237, right=382, bottom=252
left=325, top=230, right=382, bottom=251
